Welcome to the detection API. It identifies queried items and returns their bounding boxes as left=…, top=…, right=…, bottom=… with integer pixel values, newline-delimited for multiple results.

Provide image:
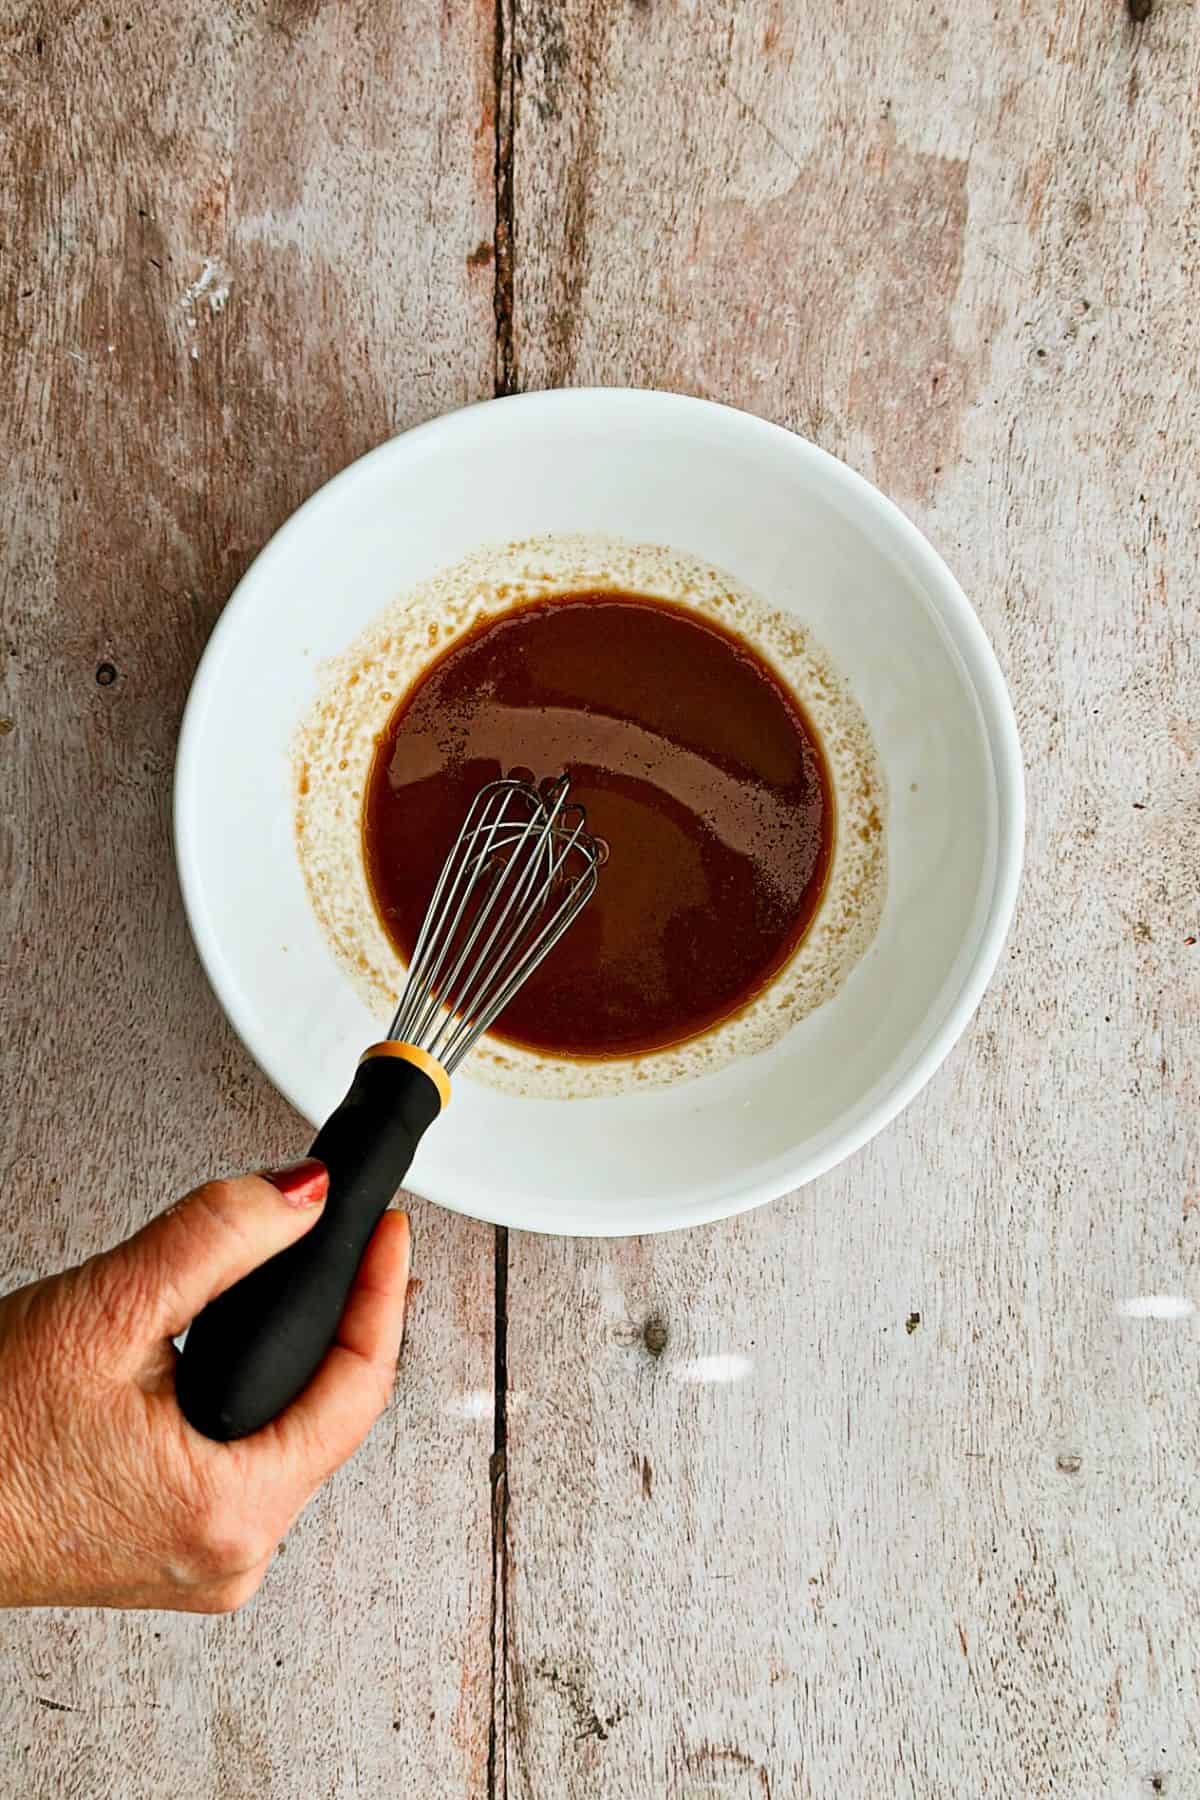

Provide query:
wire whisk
left=388, top=775, right=604, bottom=1072
left=177, top=772, right=602, bottom=1443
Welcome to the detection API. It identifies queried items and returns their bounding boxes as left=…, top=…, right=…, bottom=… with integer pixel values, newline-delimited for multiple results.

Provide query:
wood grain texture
left=0, top=3, right=497, bottom=1795
left=504, top=0, right=1200, bottom=1794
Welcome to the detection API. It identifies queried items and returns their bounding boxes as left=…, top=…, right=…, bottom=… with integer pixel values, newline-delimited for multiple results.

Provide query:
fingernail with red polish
left=263, top=1158, right=328, bottom=1207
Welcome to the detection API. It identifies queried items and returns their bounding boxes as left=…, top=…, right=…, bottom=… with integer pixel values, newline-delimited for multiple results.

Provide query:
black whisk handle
left=176, top=1047, right=446, bottom=1442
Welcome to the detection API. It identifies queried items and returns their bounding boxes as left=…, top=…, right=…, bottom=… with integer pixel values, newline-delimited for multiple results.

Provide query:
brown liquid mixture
left=363, top=592, right=833, bottom=1058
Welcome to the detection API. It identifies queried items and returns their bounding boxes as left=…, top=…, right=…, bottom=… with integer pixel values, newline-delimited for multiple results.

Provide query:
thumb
left=98, top=1161, right=329, bottom=1342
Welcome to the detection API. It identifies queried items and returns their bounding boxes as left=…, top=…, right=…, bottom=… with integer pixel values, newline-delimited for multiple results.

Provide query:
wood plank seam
left=490, top=3, right=517, bottom=1789
left=494, top=0, right=518, bottom=398
left=488, top=1229, right=511, bottom=1800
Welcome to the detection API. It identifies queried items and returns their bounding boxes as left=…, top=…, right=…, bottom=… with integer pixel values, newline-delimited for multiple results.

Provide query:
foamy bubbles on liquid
left=294, top=534, right=887, bottom=1098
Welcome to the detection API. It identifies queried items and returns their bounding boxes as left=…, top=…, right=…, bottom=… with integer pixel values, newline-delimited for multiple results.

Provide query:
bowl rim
left=174, top=387, right=1025, bottom=1236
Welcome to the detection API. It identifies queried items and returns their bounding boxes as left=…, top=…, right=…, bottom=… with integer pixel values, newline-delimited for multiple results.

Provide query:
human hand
left=0, top=1163, right=410, bottom=1612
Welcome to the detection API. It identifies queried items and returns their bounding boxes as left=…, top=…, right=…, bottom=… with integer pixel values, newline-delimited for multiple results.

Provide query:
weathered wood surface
left=503, top=1, right=1200, bottom=1796
left=3, top=0, right=1199, bottom=1796
left=0, top=4, right=497, bottom=1796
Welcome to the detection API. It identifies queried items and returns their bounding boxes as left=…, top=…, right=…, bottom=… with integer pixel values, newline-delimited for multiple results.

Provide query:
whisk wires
left=387, top=777, right=602, bottom=1072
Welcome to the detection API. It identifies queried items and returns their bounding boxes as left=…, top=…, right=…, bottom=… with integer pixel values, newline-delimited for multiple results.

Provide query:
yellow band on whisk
left=360, top=1041, right=452, bottom=1112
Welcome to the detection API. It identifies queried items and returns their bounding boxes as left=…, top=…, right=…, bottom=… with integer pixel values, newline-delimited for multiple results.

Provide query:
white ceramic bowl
left=175, top=389, right=1023, bottom=1237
